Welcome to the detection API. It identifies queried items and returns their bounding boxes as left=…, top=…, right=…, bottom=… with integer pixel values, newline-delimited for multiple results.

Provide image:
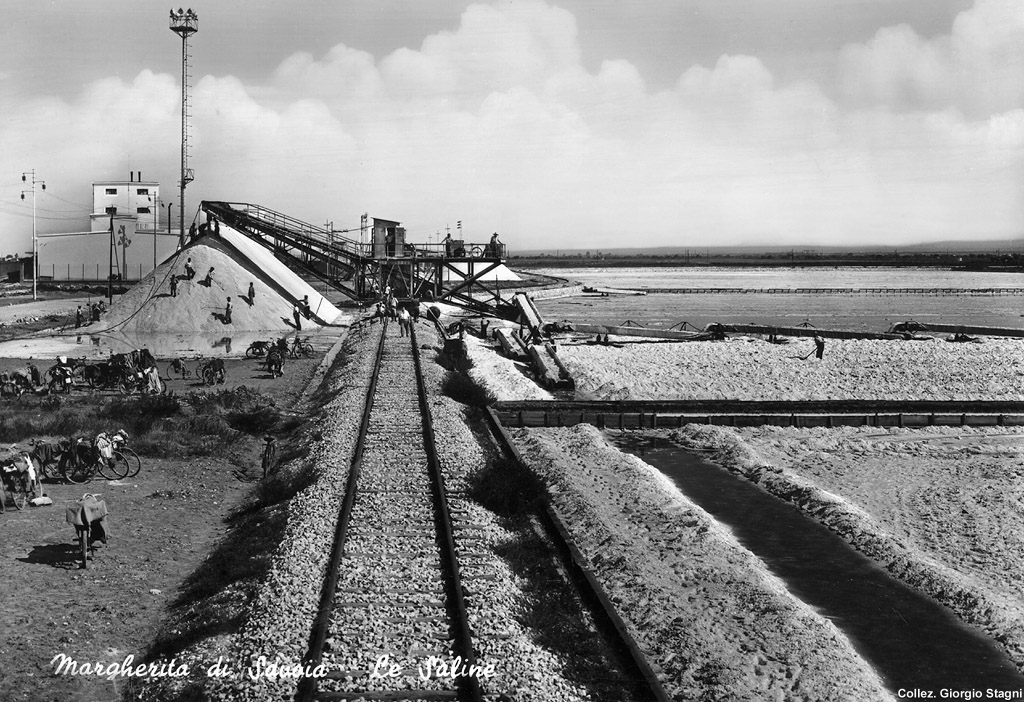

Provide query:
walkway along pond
left=608, top=432, right=1024, bottom=696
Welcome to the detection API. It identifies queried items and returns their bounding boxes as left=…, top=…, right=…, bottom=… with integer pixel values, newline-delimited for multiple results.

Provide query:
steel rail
left=483, top=406, right=673, bottom=702
left=297, top=319, right=389, bottom=702
left=410, top=322, right=484, bottom=702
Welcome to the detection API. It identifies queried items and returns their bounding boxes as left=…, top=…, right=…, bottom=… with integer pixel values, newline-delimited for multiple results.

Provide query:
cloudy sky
left=1, top=0, right=1021, bottom=263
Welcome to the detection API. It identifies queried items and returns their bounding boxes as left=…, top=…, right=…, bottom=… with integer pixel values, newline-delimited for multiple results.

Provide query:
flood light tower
left=169, top=8, right=198, bottom=248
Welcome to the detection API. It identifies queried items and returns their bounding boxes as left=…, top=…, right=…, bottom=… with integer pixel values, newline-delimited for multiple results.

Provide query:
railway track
left=298, top=319, right=483, bottom=702
left=289, top=317, right=669, bottom=701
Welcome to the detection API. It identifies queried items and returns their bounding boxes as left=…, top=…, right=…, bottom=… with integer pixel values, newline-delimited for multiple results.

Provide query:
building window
left=137, top=207, right=151, bottom=214
left=136, top=188, right=149, bottom=196
left=105, top=188, right=118, bottom=195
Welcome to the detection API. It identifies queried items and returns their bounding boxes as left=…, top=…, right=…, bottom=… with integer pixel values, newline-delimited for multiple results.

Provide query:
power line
left=0, top=198, right=87, bottom=216
left=0, top=205, right=86, bottom=221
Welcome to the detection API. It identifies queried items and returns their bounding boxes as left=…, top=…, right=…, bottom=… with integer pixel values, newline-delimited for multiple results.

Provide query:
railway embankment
left=139, top=318, right=640, bottom=701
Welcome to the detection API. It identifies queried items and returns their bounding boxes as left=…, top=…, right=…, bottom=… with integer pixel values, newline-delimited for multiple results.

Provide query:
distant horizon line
left=511, top=238, right=1024, bottom=256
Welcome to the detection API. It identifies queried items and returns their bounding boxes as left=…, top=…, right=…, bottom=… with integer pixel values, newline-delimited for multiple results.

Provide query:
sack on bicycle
left=94, top=432, right=114, bottom=463
left=66, top=493, right=111, bottom=542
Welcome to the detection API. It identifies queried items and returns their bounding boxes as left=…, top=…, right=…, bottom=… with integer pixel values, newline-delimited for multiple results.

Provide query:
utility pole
left=20, top=170, right=45, bottom=300
left=108, top=207, right=116, bottom=304
left=170, top=9, right=198, bottom=248
left=152, top=195, right=159, bottom=272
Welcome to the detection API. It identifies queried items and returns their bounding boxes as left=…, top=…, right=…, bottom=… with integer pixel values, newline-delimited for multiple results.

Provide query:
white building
left=89, top=173, right=162, bottom=233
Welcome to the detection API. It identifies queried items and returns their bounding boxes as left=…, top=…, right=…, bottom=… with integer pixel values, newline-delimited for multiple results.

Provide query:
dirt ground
left=0, top=342, right=336, bottom=702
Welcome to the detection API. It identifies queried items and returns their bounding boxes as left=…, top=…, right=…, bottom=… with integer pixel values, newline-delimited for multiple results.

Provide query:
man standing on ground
left=224, top=297, right=232, bottom=324
left=170, top=275, right=178, bottom=298
left=75, top=306, right=83, bottom=328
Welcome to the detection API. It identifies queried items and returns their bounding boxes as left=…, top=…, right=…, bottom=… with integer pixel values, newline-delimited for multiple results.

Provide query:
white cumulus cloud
left=1, top=0, right=1021, bottom=261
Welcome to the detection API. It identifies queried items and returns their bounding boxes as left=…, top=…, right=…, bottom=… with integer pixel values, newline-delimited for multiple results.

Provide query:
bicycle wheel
left=470, top=246, right=483, bottom=258
left=203, top=367, right=216, bottom=386
left=165, top=362, right=182, bottom=380
left=99, top=452, right=130, bottom=480
left=119, top=448, right=142, bottom=478
left=118, top=378, right=137, bottom=395
left=48, top=378, right=68, bottom=395
left=12, top=477, right=29, bottom=509
left=61, top=460, right=93, bottom=485
left=85, top=366, right=102, bottom=388
left=300, top=342, right=314, bottom=358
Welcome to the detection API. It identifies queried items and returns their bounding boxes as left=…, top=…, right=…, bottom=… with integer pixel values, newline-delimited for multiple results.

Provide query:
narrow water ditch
left=607, top=431, right=1024, bottom=696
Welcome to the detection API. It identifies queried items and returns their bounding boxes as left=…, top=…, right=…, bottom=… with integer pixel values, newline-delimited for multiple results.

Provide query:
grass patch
left=442, top=371, right=496, bottom=408
left=466, top=453, right=545, bottom=517
left=1, top=386, right=286, bottom=458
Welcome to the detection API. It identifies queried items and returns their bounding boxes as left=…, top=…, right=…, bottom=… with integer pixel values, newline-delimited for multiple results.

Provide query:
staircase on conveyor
left=201, top=200, right=515, bottom=318
left=202, top=201, right=366, bottom=301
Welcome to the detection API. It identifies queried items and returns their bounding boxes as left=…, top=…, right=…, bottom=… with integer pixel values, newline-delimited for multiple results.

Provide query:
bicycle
left=47, top=364, right=75, bottom=394
left=58, top=438, right=130, bottom=483
left=199, top=358, right=226, bottom=386
left=85, top=356, right=138, bottom=392
left=264, top=348, right=285, bottom=378
left=0, top=454, right=40, bottom=512
left=1, top=380, right=25, bottom=403
left=288, top=336, right=314, bottom=359
left=67, top=493, right=108, bottom=570
left=245, top=340, right=272, bottom=358
left=165, top=357, right=193, bottom=381
left=111, top=430, right=141, bottom=478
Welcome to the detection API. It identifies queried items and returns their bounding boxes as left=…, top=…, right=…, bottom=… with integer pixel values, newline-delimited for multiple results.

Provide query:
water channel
left=607, top=432, right=1024, bottom=696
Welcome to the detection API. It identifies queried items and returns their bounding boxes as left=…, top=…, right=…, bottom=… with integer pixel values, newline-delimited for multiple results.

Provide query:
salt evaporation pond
left=532, top=266, right=1024, bottom=332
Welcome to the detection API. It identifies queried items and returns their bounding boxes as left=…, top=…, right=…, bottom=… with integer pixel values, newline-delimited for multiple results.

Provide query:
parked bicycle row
left=0, top=336, right=317, bottom=402
left=0, top=352, right=230, bottom=399
left=0, top=430, right=141, bottom=512
left=0, top=351, right=159, bottom=397
left=245, top=335, right=314, bottom=360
